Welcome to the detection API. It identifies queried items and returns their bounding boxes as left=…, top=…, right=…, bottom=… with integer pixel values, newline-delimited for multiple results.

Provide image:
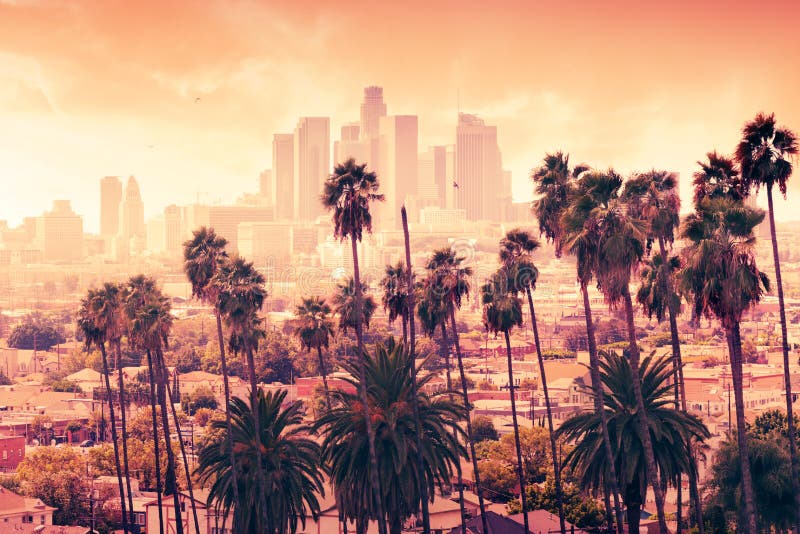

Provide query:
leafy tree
left=8, top=312, right=66, bottom=351
left=509, top=478, right=606, bottom=531
left=0, top=370, right=12, bottom=385
left=705, top=433, right=793, bottom=531
left=50, top=379, right=82, bottom=393
left=472, top=415, right=499, bottom=442
left=182, top=385, right=217, bottom=414
left=197, top=389, right=324, bottom=534
left=17, top=446, right=91, bottom=525
left=477, top=459, right=517, bottom=502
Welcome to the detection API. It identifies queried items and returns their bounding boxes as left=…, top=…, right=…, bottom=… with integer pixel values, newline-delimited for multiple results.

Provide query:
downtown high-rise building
left=259, top=169, right=273, bottom=206
left=455, top=113, right=501, bottom=220
left=360, top=86, right=387, bottom=140
left=334, top=123, right=369, bottom=164
left=418, top=145, right=449, bottom=208
left=378, top=115, right=418, bottom=230
left=114, top=175, right=145, bottom=260
left=273, top=133, right=294, bottom=220
left=293, top=117, right=330, bottom=221
left=100, top=176, right=122, bottom=239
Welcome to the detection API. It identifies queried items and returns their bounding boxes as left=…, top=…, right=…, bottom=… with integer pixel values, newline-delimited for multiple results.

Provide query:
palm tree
left=574, top=170, right=670, bottom=534
left=680, top=196, right=770, bottom=534
left=381, top=261, right=411, bottom=343
left=735, top=112, right=800, bottom=532
left=423, top=247, right=489, bottom=534
left=321, top=158, right=387, bottom=534
left=623, top=170, right=703, bottom=531
left=316, top=338, right=466, bottom=534
left=331, top=276, right=377, bottom=335
left=214, top=256, right=268, bottom=528
left=534, top=155, right=624, bottom=533
left=416, top=285, right=451, bottom=389
left=481, top=270, right=530, bottom=534
left=182, top=227, right=240, bottom=515
left=294, top=296, right=335, bottom=409
left=126, top=279, right=186, bottom=534
left=499, top=228, right=566, bottom=534
left=124, top=277, right=165, bottom=534
left=401, top=205, right=431, bottom=534
left=557, top=351, right=710, bottom=534
left=197, top=389, right=324, bottom=534
left=530, top=151, right=590, bottom=258
left=693, top=151, right=747, bottom=205
left=77, top=284, right=130, bottom=534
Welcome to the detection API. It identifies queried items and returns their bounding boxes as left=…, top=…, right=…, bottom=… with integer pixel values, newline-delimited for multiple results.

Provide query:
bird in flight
left=194, top=97, right=201, bottom=103
left=452, top=181, right=460, bottom=189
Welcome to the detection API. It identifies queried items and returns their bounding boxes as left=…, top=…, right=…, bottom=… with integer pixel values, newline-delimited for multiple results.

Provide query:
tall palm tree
left=557, top=351, right=710, bottom=534
left=331, top=276, right=377, bottom=335
left=214, top=256, right=268, bottom=528
left=573, top=170, right=670, bottom=534
left=402, top=205, right=431, bottom=534
left=534, top=155, right=624, bottom=534
left=530, top=151, right=590, bottom=258
left=735, top=112, right=800, bottom=532
left=321, top=158, right=387, bottom=534
left=416, top=286, right=451, bottom=390
left=623, top=170, right=704, bottom=531
left=124, top=277, right=164, bottom=534
left=424, top=247, right=489, bottom=534
left=293, top=296, right=335, bottom=409
left=499, top=228, right=566, bottom=534
left=316, top=338, right=466, bottom=534
left=680, top=196, right=770, bottom=534
left=77, top=285, right=130, bottom=534
left=693, top=151, right=747, bottom=205
left=182, top=227, right=240, bottom=514
left=197, top=390, right=324, bottom=534
left=481, top=270, right=530, bottom=534
left=126, top=279, right=187, bottom=534
left=381, top=261, right=411, bottom=343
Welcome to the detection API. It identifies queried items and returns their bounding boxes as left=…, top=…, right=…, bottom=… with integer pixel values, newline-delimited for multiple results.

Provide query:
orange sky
left=2, top=0, right=800, bottom=231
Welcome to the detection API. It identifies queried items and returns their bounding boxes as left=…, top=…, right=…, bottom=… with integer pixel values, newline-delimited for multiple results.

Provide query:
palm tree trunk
left=99, top=342, right=129, bottom=534
left=449, top=309, right=489, bottom=534
left=402, top=206, right=431, bottom=534
left=658, top=239, right=702, bottom=534
left=726, top=324, right=757, bottom=534
left=154, top=348, right=184, bottom=534
left=441, top=323, right=453, bottom=391
left=350, top=231, right=388, bottom=534
left=625, top=478, right=642, bottom=534
left=244, top=343, right=268, bottom=531
left=165, top=376, right=200, bottom=534
left=504, top=329, right=530, bottom=534
left=114, top=342, right=136, bottom=531
left=525, top=288, right=566, bottom=534
left=145, top=349, right=165, bottom=534
left=214, top=311, right=240, bottom=514
left=317, top=346, right=332, bottom=411
left=766, top=184, right=800, bottom=533
left=623, top=287, right=669, bottom=534
left=401, top=314, right=408, bottom=347
left=581, top=283, right=624, bottom=534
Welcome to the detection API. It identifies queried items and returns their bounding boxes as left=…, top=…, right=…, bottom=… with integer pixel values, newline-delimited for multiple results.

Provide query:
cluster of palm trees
left=77, top=276, right=195, bottom=534
left=74, top=111, right=794, bottom=534
left=528, top=112, right=797, bottom=534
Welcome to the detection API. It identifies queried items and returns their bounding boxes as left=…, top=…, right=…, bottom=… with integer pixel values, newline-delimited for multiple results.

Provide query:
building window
left=40, top=515, right=45, bottom=524
left=2, top=450, right=6, bottom=460
left=22, top=515, right=33, bottom=524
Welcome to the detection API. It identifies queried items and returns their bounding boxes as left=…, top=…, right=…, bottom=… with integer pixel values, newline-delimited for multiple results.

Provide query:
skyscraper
left=378, top=115, right=418, bottom=230
left=100, top=176, right=122, bottom=238
left=35, top=200, right=84, bottom=262
left=334, top=123, right=369, bottom=164
left=418, top=145, right=448, bottom=208
left=114, top=175, right=145, bottom=260
left=455, top=113, right=500, bottom=220
left=360, top=86, right=387, bottom=141
left=360, top=87, right=387, bottom=170
left=293, top=117, right=330, bottom=221
left=259, top=169, right=273, bottom=206
left=273, top=133, right=294, bottom=220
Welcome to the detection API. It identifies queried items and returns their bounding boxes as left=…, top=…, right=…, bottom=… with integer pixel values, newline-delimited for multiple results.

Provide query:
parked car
left=79, top=440, right=94, bottom=448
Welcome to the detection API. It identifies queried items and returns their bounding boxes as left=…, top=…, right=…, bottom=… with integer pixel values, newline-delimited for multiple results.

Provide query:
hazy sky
left=2, top=0, right=799, bottom=232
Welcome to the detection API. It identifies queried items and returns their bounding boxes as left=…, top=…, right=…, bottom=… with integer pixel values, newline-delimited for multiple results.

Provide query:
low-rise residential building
left=0, top=486, right=55, bottom=531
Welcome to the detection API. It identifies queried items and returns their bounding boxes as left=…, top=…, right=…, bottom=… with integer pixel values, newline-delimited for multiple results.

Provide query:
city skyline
left=2, top=0, right=800, bottom=232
